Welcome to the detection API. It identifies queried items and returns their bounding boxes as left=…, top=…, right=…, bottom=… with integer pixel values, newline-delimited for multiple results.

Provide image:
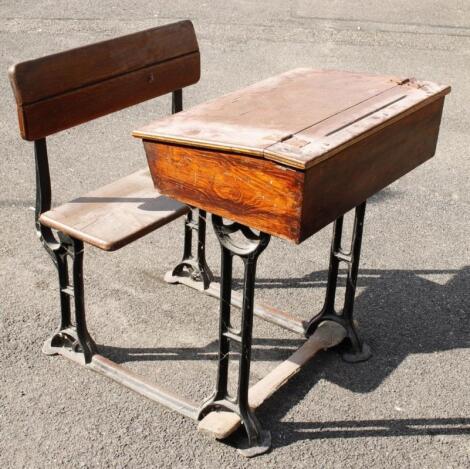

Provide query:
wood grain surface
left=40, top=169, right=188, bottom=251
left=144, top=142, right=305, bottom=241
left=134, top=68, right=450, bottom=170
left=143, top=96, right=445, bottom=243
left=9, top=21, right=200, bottom=140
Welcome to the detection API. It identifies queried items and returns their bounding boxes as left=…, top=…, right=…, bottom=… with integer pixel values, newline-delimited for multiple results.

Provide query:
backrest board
left=9, top=20, right=200, bottom=140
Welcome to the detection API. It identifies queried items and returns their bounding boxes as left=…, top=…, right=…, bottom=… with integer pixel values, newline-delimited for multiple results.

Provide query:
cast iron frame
left=164, top=207, right=214, bottom=289
left=198, top=216, right=272, bottom=456
left=167, top=204, right=371, bottom=363
left=305, top=202, right=371, bottom=362
left=36, top=88, right=204, bottom=418
left=33, top=88, right=370, bottom=458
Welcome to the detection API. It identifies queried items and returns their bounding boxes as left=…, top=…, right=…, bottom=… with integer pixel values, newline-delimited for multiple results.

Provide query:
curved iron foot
left=165, top=207, right=213, bottom=290
left=238, top=431, right=271, bottom=458
left=42, top=327, right=80, bottom=355
left=198, top=399, right=271, bottom=457
left=342, top=341, right=372, bottom=363
left=306, top=314, right=371, bottom=363
left=42, top=326, right=97, bottom=360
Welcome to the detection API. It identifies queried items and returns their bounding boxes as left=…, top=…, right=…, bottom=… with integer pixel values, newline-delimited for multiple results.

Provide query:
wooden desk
left=134, top=69, right=450, bottom=456
left=135, top=68, right=449, bottom=242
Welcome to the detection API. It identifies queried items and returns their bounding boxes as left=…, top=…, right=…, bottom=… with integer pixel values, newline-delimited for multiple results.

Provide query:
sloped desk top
left=134, top=69, right=450, bottom=243
left=134, top=68, right=450, bottom=170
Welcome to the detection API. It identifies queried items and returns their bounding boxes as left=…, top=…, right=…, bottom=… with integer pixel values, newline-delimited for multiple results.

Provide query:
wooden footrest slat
left=198, top=321, right=346, bottom=439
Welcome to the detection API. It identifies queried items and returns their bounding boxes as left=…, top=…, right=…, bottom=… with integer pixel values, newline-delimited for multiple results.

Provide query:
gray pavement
left=1, top=1, right=469, bottom=468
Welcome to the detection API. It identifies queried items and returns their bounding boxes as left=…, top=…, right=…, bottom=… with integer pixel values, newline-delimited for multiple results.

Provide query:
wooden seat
left=39, top=168, right=188, bottom=251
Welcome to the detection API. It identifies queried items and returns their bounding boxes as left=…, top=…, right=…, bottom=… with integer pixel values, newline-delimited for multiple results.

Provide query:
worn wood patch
left=134, top=68, right=450, bottom=170
left=198, top=321, right=347, bottom=439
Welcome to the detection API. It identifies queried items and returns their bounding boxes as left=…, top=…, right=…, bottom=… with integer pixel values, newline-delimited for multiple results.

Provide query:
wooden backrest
left=8, top=21, right=200, bottom=141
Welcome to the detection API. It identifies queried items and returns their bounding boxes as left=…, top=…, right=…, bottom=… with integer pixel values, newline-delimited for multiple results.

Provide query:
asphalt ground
left=1, top=1, right=469, bottom=468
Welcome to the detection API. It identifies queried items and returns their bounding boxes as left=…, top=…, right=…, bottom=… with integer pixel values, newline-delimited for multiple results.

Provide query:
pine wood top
left=133, top=68, right=450, bottom=170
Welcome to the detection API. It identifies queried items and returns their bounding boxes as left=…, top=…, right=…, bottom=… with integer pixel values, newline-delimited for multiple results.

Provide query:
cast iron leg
left=198, top=216, right=271, bottom=457
left=42, top=234, right=97, bottom=364
left=56, top=241, right=72, bottom=331
left=34, top=138, right=96, bottom=363
left=305, top=201, right=372, bottom=362
left=165, top=207, right=213, bottom=289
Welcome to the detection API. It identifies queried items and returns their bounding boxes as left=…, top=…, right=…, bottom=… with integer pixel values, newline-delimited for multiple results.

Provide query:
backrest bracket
left=34, top=138, right=62, bottom=259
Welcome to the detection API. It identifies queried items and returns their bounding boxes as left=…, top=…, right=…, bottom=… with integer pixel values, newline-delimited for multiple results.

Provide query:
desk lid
left=133, top=68, right=450, bottom=170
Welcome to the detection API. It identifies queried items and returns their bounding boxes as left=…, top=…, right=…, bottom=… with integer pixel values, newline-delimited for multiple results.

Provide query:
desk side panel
left=144, top=142, right=305, bottom=242
left=299, top=97, right=445, bottom=242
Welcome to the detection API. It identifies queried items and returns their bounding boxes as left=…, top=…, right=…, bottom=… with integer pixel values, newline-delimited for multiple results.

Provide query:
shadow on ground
left=99, top=265, right=469, bottom=448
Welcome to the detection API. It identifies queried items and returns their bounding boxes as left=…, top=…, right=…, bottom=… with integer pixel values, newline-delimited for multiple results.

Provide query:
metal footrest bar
left=43, top=339, right=200, bottom=420
left=42, top=321, right=346, bottom=455
left=164, top=273, right=306, bottom=335
left=42, top=319, right=346, bottom=456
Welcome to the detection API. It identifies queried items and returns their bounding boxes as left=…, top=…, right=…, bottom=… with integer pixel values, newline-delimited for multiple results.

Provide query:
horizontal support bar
left=61, top=286, right=75, bottom=297
left=334, top=251, right=352, bottom=263
left=44, top=342, right=200, bottom=420
left=223, top=331, right=242, bottom=343
left=164, top=272, right=306, bottom=335
left=198, top=321, right=347, bottom=439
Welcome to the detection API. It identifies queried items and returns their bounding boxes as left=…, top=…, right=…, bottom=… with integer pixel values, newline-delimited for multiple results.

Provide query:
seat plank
left=39, top=169, right=188, bottom=251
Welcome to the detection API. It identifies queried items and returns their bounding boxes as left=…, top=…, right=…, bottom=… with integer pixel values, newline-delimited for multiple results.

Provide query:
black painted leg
left=42, top=235, right=97, bottom=364
left=34, top=139, right=96, bottom=363
left=69, top=238, right=97, bottom=363
left=198, top=216, right=271, bottom=457
left=56, top=242, right=72, bottom=331
left=305, top=201, right=372, bottom=362
left=165, top=207, right=213, bottom=289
